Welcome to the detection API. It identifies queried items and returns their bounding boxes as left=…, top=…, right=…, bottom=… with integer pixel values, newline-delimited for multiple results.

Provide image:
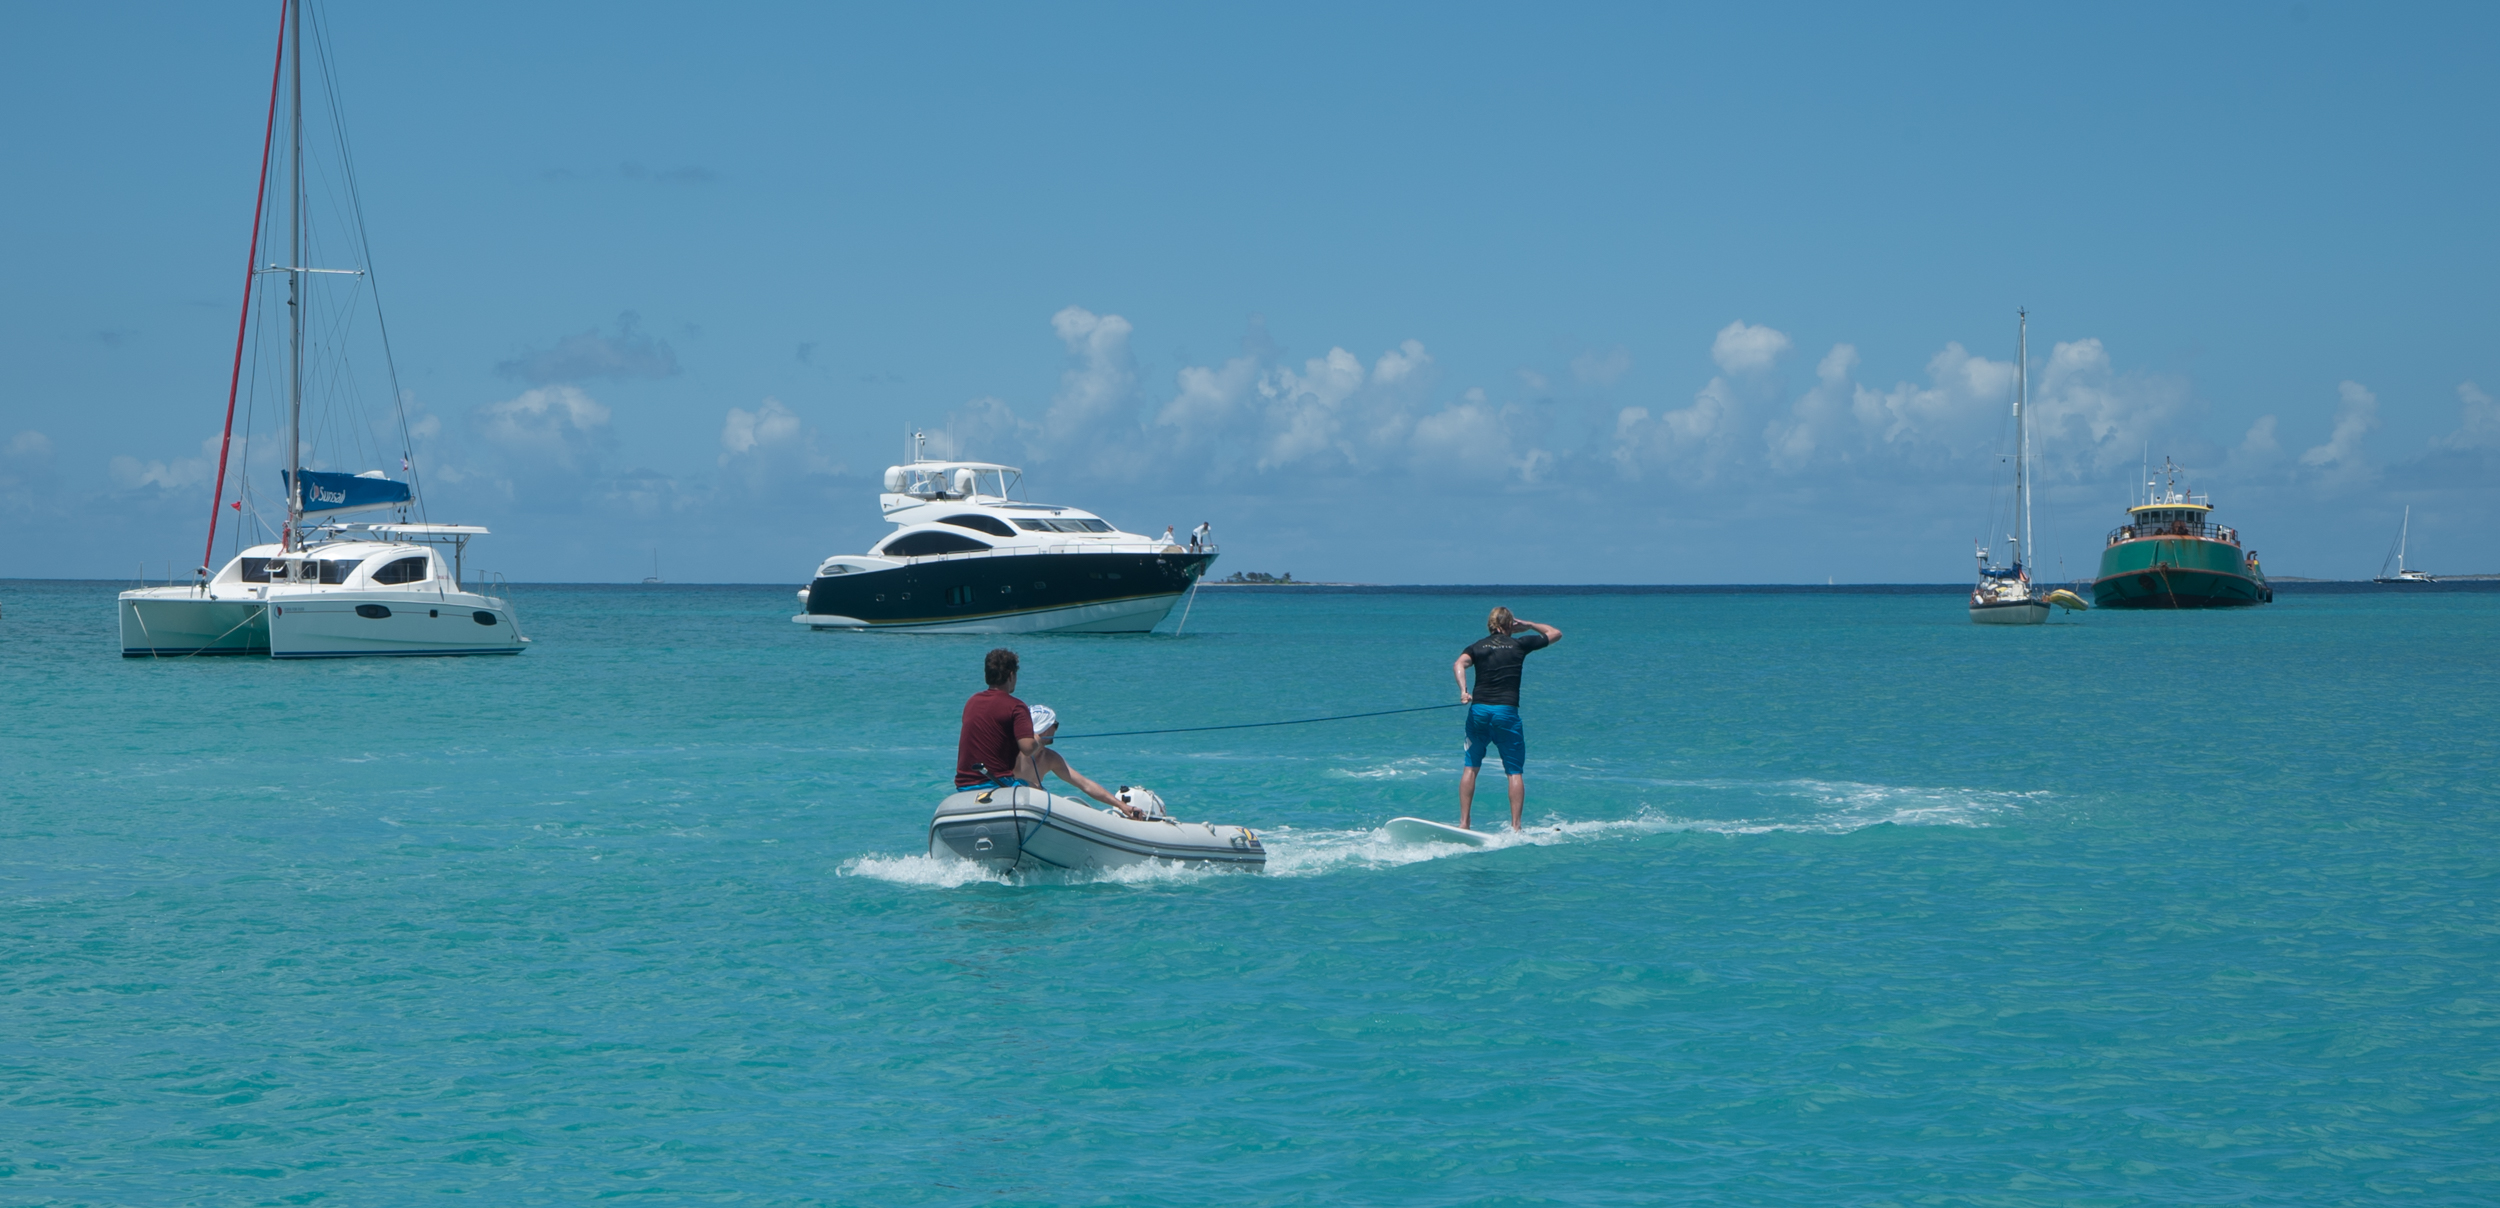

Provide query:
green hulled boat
left=2092, top=458, right=2272, bottom=609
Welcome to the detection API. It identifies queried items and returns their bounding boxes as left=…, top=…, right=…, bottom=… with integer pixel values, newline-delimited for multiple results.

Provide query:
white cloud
left=1043, top=306, right=1137, bottom=445
left=2235, top=414, right=2281, bottom=461
left=718, top=397, right=840, bottom=498
left=476, top=385, right=611, bottom=470
left=720, top=397, right=803, bottom=458
left=108, top=434, right=222, bottom=491
left=2441, top=381, right=2500, bottom=451
left=1851, top=341, right=2015, bottom=449
left=1762, top=344, right=1859, bottom=472
left=1612, top=377, right=1738, bottom=482
left=1572, top=346, right=1632, bottom=387
left=1711, top=321, right=1791, bottom=375
left=2299, top=380, right=2378, bottom=468
left=8, top=430, right=51, bottom=458
left=2026, top=338, right=2193, bottom=474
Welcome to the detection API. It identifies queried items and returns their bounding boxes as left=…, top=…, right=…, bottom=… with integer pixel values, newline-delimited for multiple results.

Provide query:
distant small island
left=1216, top=571, right=1295, bottom=584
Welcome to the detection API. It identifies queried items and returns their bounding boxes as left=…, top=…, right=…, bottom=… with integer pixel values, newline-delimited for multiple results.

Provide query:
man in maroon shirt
left=956, top=648, right=1039, bottom=788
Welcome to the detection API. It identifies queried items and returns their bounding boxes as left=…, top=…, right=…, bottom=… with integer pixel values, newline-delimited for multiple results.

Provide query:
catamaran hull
left=119, top=594, right=270, bottom=656
left=265, top=594, right=527, bottom=658
left=928, top=786, right=1264, bottom=874
left=1969, top=599, right=2051, bottom=625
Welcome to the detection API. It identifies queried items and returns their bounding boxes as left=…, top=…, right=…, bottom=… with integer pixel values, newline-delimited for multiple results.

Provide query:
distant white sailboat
left=2373, top=507, right=2436, bottom=584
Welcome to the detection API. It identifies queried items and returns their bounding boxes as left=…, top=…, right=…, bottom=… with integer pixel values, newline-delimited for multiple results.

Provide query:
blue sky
left=5, top=1, right=2495, bottom=583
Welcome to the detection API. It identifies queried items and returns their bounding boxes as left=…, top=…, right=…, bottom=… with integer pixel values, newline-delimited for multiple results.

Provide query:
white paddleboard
left=1380, top=816, right=1490, bottom=847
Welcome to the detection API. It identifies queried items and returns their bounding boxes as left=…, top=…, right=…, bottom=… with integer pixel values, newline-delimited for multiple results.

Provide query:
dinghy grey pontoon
left=928, top=784, right=1265, bottom=874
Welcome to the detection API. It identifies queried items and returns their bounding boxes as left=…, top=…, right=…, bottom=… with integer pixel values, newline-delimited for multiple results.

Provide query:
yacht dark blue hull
left=796, top=550, right=1215, bottom=633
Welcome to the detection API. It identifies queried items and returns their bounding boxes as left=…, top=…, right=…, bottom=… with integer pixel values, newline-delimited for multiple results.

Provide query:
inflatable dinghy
left=929, top=784, right=1265, bottom=874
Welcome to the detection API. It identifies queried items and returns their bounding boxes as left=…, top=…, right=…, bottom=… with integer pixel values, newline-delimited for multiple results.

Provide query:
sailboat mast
left=283, top=0, right=303, bottom=551
left=2015, top=308, right=2030, bottom=578
left=2399, top=505, right=2410, bottom=574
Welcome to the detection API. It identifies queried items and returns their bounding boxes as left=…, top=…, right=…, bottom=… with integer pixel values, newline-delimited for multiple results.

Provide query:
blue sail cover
left=285, top=469, right=412, bottom=517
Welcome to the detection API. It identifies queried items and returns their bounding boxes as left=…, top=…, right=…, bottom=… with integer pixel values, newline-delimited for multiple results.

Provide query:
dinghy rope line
left=1053, top=702, right=1465, bottom=741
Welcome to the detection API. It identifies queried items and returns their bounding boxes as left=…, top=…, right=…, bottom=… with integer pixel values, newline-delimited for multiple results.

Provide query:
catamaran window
left=940, top=514, right=1018, bottom=538
left=369, top=556, right=430, bottom=585
left=319, top=559, right=359, bottom=584
left=240, top=558, right=273, bottom=583
left=879, top=530, right=993, bottom=557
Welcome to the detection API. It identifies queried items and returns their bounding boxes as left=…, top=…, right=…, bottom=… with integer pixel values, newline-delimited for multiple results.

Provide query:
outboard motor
left=1117, top=786, right=1168, bottom=820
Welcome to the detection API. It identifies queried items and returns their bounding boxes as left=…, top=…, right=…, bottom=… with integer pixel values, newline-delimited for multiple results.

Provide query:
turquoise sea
left=4, top=580, right=2496, bottom=1205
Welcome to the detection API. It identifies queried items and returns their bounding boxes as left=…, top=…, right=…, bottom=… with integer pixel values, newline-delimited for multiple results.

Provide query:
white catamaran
left=116, top=0, right=525, bottom=659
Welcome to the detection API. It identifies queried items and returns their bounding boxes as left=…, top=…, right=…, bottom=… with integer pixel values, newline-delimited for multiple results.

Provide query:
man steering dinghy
left=930, top=648, right=1264, bottom=873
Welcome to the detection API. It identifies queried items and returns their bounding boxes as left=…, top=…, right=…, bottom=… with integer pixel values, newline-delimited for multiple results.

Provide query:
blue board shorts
left=1463, top=704, right=1526, bottom=776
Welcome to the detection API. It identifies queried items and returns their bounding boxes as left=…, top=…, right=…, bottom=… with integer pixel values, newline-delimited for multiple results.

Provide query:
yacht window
left=1014, top=519, right=1052, bottom=532
left=879, top=530, right=993, bottom=557
left=1075, top=519, right=1113, bottom=533
left=940, top=514, right=1018, bottom=538
left=369, top=556, right=430, bottom=585
left=240, top=558, right=272, bottom=583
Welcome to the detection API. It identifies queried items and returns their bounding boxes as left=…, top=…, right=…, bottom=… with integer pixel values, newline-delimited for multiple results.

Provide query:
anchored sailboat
left=1970, top=310, right=2066, bottom=624
left=116, top=0, right=525, bottom=658
left=2372, top=507, right=2436, bottom=584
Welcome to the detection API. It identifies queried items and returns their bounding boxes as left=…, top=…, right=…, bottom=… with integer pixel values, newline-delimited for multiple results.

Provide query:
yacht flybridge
left=794, top=437, right=1217, bottom=634
left=116, top=0, right=523, bottom=659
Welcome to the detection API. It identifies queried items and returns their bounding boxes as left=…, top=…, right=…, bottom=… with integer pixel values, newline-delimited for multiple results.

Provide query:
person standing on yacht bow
left=957, top=648, right=1038, bottom=789
left=1453, top=607, right=1563, bottom=832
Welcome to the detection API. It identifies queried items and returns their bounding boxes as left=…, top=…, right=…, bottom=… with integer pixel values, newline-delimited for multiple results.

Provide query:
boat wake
left=838, top=779, right=2036, bottom=889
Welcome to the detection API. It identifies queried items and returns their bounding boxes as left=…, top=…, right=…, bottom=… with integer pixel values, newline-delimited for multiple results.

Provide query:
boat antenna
left=202, top=0, right=288, bottom=581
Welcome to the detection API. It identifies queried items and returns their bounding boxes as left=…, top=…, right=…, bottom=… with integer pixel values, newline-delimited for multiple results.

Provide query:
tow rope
left=1054, top=702, right=1465, bottom=741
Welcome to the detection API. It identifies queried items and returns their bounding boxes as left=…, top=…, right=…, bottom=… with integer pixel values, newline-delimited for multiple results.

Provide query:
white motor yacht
left=793, top=436, right=1218, bottom=634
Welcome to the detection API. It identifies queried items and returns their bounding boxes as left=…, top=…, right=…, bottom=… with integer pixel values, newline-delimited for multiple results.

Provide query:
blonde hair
left=1487, top=606, right=1515, bottom=635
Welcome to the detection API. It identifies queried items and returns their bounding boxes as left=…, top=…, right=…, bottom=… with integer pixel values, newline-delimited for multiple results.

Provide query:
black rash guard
left=1462, top=630, right=1549, bottom=706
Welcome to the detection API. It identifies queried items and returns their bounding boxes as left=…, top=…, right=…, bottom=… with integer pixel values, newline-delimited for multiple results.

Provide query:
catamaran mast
left=283, top=0, right=303, bottom=551
left=2398, top=505, right=2410, bottom=575
left=2015, top=308, right=2030, bottom=580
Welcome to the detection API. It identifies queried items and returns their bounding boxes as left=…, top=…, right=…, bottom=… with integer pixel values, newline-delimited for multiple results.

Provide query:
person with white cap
left=1011, top=705, right=1150, bottom=819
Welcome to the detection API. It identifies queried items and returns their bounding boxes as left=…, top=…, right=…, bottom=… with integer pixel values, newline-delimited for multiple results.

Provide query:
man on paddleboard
left=957, top=648, right=1039, bottom=789
left=1453, top=607, right=1563, bottom=831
